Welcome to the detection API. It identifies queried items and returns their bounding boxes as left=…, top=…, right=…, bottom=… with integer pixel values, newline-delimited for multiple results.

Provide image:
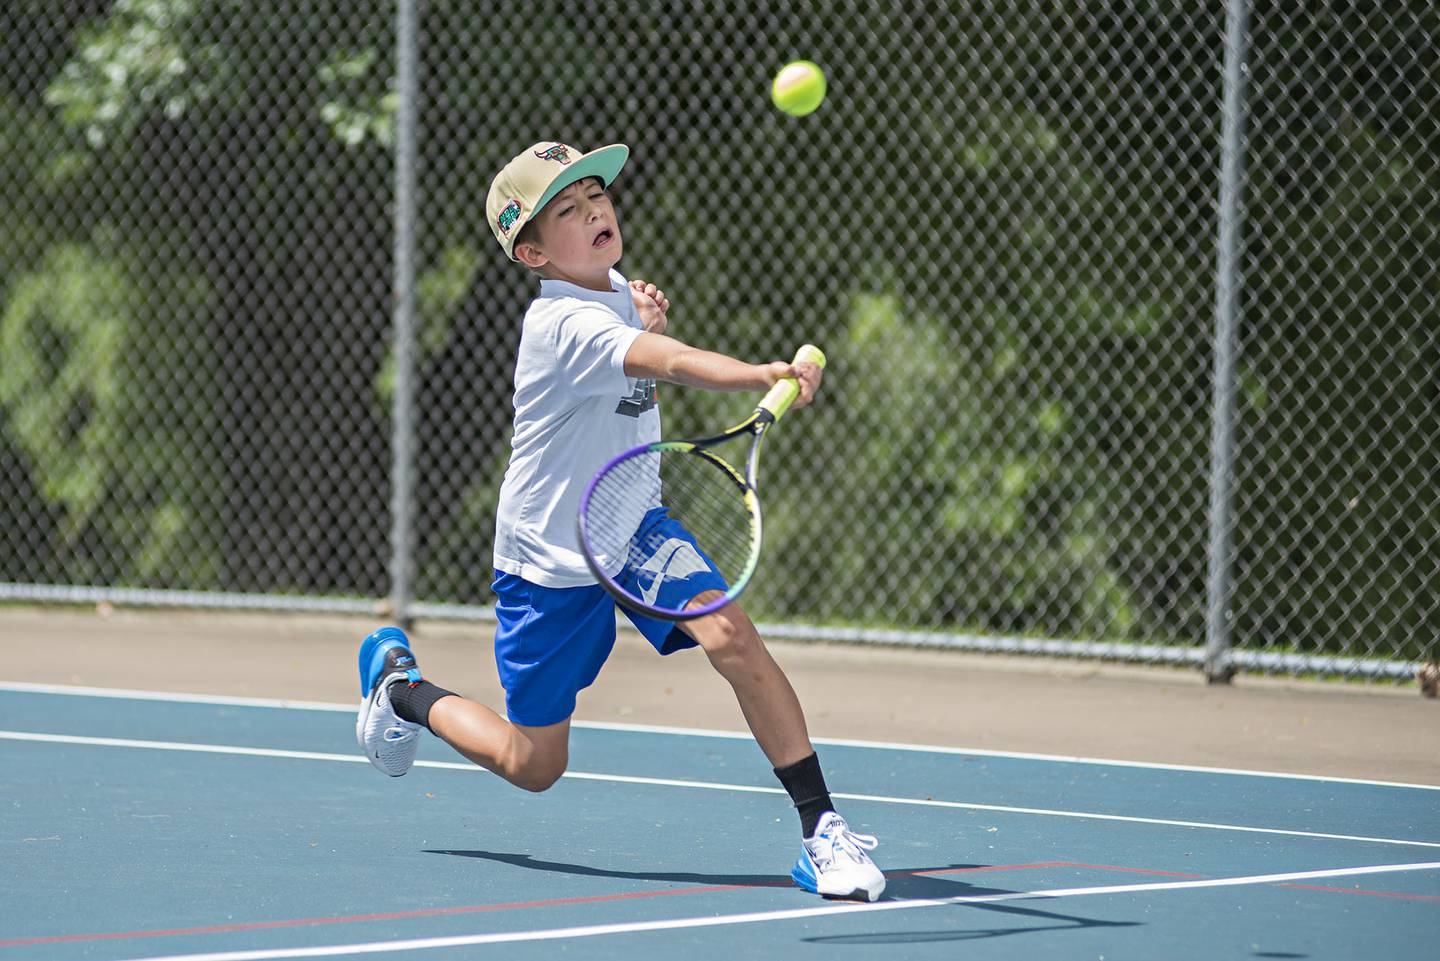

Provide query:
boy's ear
left=514, top=241, right=548, bottom=269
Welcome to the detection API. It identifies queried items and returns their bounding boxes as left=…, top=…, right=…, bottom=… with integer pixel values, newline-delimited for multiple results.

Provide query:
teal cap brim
left=533, top=144, right=629, bottom=214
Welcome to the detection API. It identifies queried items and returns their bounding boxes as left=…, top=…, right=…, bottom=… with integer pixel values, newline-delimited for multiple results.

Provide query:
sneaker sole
left=791, top=860, right=883, bottom=902
left=828, top=887, right=881, bottom=903
left=355, top=671, right=417, bottom=777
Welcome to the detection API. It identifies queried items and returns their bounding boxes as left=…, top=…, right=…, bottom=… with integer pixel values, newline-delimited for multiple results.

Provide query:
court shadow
left=427, top=850, right=1033, bottom=893
left=426, top=849, right=789, bottom=888
left=804, top=871, right=1140, bottom=945
left=803, top=901, right=1140, bottom=945
left=429, top=851, right=1138, bottom=943
left=429, top=852, right=1135, bottom=916
left=883, top=868, right=1026, bottom=901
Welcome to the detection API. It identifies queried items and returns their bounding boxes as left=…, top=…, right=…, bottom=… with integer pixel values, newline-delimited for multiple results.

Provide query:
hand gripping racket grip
left=757, top=344, right=826, bottom=421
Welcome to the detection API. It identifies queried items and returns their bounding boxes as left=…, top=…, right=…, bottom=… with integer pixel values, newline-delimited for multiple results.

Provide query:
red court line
left=0, top=885, right=767, bottom=949
left=1057, top=862, right=1204, bottom=879
left=913, top=861, right=1201, bottom=879
left=910, top=860, right=1073, bottom=876
left=1279, top=883, right=1440, bottom=903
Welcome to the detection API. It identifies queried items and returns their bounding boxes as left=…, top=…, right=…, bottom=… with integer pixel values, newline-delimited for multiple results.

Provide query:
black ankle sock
left=774, top=752, right=834, bottom=838
left=389, top=679, right=455, bottom=733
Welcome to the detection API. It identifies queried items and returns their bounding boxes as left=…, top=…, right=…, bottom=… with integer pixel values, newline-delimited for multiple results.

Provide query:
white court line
left=3, top=680, right=1437, bottom=792
left=4, top=730, right=1439, bottom=850
left=112, top=860, right=1440, bottom=961
left=577, top=719, right=1440, bottom=793
left=0, top=681, right=352, bottom=714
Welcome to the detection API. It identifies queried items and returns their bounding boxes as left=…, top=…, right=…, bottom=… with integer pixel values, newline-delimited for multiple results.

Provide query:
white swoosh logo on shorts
left=637, top=538, right=710, bottom=606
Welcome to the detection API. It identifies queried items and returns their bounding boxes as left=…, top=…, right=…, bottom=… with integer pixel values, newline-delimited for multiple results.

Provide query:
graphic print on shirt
left=616, top=378, right=658, bottom=417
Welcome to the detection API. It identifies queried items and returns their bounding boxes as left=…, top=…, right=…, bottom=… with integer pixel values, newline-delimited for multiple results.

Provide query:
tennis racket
left=577, top=344, right=826, bottom=621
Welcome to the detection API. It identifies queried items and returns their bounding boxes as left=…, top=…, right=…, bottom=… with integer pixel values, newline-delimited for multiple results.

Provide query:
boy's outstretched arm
left=623, top=332, right=823, bottom=409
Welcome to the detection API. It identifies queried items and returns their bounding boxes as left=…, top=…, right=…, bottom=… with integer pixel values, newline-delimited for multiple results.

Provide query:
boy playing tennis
left=356, top=142, right=885, bottom=901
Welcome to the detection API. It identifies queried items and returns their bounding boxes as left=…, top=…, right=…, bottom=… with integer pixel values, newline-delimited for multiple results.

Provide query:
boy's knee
left=502, top=731, right=569, bottom=793
left=514, top=757, right=567, bottom=793
left=696, top=607, right=762, bottom=665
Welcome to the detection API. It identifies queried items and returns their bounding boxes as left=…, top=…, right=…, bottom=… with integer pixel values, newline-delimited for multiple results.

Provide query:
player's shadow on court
left=428, top=849, right=1083, bottom=897
left=427, top=849, right=1141, bottom=939
left=427, top=848, right=790, bottom=888
left=801, top=900, right=1139, bottom=946
left=807, top=871, right=1138, bottom=943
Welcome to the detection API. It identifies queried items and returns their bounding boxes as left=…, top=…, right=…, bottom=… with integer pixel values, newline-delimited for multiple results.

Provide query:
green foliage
left=744, top=286, right=1146, bottom=639
left=1, top=244, right=127, bottom=525
left=376, top=245, right=482, bottom=405
left=1234, top=104, right=1440, bottom=660
left=0, top=239, right=221, bottom=585
left=318, top=46, right=396, bottom=148
left=45, top=0, right=221, bottom=147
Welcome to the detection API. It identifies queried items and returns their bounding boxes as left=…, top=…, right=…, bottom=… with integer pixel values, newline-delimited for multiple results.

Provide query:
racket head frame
left=577, top=412, right=773, bottom=621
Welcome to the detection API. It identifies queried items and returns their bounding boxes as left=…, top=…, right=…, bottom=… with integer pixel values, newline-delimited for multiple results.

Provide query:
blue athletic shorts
left=492, top=507, right=729, bottom=727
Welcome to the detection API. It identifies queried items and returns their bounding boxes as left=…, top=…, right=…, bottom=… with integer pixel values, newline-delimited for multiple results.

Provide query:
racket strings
left=658, top=452, right=754, bottom=579
left=583, top=450, right=662, bottom=573
left=582, top=447, right=756, bottom=603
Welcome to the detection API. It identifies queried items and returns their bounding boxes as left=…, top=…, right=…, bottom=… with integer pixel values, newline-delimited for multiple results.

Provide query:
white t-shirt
left=492, top=268, right=661, bottom=587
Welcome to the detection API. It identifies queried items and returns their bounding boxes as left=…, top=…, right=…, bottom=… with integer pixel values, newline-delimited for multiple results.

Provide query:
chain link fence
left=2, top=1, right=1435, bottom=682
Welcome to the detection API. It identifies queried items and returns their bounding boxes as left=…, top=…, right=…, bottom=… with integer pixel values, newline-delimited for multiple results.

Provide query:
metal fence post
left=1204, top=0, right=1251, bottom=684
left=389, top=0, right=420, bottom=629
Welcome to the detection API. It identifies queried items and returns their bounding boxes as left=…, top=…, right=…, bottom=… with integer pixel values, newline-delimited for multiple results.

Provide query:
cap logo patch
left=497, top=199, right=522, bottom=235
left=534, top=144, right=572, bottom=164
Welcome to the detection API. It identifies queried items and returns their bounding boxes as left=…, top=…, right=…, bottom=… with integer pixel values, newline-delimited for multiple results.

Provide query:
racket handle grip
left=758, top=344, right=827, bottom=421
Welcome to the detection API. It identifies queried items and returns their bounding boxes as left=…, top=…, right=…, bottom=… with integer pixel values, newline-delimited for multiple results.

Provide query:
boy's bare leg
left=427, top=697, right=571, bottom=794
left=679, top=591, right=886, bottom=900
left=680, top=591, right=814, bottom=768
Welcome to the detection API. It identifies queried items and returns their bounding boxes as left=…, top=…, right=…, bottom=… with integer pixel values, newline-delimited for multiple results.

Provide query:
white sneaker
left=791, top=811, right=886, bottom=902
left=355, top=627, right=423, bottom=777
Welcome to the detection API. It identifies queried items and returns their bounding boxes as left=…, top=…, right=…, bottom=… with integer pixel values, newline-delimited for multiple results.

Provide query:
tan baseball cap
left=486, top=141, right=630, bottom=260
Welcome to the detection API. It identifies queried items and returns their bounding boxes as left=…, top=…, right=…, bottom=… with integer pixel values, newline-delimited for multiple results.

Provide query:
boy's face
left=514, top=178, right=622, bottom=287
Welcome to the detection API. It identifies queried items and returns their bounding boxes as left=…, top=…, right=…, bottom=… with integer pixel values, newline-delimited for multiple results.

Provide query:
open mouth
left=593, top=228, right=614, bottom=248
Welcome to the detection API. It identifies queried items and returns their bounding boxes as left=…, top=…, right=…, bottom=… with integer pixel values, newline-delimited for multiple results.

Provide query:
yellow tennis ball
left=771, top=60, right=826, bottom=117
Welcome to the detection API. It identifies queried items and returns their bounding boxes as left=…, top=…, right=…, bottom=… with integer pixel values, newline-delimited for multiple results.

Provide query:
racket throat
left=745, top=427, right=770, bottom=490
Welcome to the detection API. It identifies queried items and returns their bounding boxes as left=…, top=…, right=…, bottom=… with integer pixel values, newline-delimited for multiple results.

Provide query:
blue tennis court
left=3, top=683, right=1436, bottom=960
